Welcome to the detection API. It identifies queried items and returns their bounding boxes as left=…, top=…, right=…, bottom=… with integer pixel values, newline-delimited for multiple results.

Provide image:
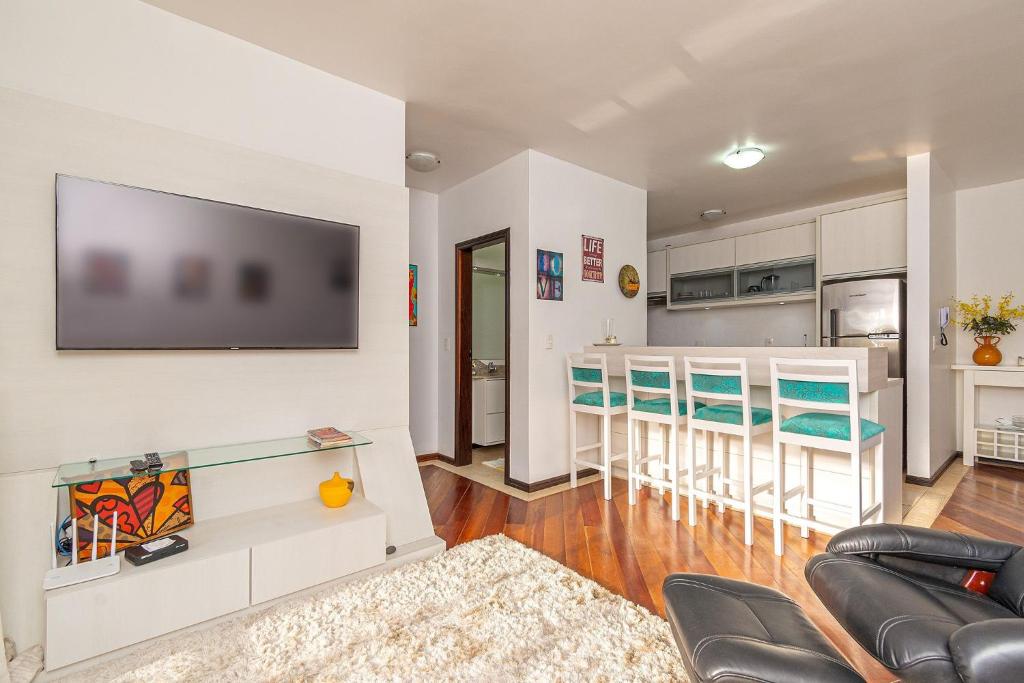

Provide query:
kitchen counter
left=579, top=345, right=903, bottom=528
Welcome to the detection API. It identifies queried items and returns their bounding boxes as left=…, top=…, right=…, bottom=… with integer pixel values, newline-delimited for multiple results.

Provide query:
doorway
left=454, top=229, right=510, bottom=484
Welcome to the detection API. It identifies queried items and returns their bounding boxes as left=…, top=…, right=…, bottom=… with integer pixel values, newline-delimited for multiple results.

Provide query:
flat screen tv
left=56, top=175, right=359, bottom=349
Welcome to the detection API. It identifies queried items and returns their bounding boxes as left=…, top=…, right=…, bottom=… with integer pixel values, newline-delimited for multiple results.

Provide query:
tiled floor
left=901, top=461, right=968, bottom=527
left=422, top=445, right=602, bottom=502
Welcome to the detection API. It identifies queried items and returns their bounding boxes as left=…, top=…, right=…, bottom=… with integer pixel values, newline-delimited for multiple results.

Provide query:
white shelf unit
left=975, top=425, right=1024, bottom=463
left=955, top=365, right=1024, bottom=466
left=45, top=496, right=386, bottom=670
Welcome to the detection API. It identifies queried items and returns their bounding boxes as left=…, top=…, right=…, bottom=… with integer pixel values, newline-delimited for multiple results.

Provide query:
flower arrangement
left=953, top=293, right=1024, bottom=336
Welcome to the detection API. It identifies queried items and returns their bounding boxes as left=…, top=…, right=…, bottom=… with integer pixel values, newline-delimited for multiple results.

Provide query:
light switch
left=544, top=334, right=554, bottom=350
left=444, top=337, right=451, bottom=352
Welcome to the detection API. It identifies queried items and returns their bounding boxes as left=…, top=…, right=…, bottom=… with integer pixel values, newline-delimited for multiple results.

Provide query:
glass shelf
left=669, top=268, right=734, bottom=305
left=737, top=258, right=815, bottom=298
left=52, top=432, right=372, bottom=488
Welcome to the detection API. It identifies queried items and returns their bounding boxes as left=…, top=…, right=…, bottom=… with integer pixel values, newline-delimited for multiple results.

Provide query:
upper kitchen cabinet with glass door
left=735, top=223, right=816, bottom=298
left=736, top=257, right=815, bottom=298
left=667, top=237, right=735, bottom=306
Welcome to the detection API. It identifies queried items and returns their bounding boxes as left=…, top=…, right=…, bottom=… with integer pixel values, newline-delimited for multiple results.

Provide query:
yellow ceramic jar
left=318, top=472, right=354, bottom=508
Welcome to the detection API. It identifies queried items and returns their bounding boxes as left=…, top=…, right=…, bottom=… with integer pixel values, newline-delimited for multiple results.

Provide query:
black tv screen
left=56, top=175, right=359, bottom=349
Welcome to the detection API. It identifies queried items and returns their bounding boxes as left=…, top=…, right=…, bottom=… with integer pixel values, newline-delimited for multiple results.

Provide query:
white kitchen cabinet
left=820, top=199, right=907, bottom=278
left=647, top=249, right=667, bottom=293
left=735, top=223, right=815, bottom=266
left=472, top=377, right=505, bottom=445
left=668, top=238, right=735, bottom=274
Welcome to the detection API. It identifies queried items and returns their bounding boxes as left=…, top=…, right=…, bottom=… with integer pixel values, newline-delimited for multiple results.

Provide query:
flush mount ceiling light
left=405, top=150, right=440, bottom=173
left=723, top=147, right=765, bottom=170
left=699, top=208, right=727, bottom=221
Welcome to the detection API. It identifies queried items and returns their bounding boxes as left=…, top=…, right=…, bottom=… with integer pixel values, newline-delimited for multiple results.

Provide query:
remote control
left=144, top=452, right=163, bottom=471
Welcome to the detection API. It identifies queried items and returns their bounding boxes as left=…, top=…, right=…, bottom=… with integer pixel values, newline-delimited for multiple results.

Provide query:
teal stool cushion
left=780, top=412, right=885, bottom=441
left=573, top=391, right=626, bottom=408
left=630, top=370, right=671, bottom=389
left=572, top=367, right=603, bottom=383
left=691, top=373, right=742, bottom=395
left=693, top=403, right=772, bottom=426
left=633, top=398, right=706, bottom=416
left=778, top=379, right=850, bottom=404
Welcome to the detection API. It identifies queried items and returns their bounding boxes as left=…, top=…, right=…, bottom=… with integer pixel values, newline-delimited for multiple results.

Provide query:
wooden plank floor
left=420, top=464, right=895, bottom=681
left=932, top=462, right=1024, bottom=544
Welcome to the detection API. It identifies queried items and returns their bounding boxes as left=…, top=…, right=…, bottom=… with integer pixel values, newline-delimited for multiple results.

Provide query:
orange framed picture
left=69, top=470, right=194, bottom=561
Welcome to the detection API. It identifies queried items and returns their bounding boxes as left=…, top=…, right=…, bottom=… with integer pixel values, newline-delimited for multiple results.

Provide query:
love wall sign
left=581, top=235, right=604, bottom=283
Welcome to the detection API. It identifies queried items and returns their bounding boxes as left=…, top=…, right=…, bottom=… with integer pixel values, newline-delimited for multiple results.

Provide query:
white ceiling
left=145, top=0, right=1024, bottom=238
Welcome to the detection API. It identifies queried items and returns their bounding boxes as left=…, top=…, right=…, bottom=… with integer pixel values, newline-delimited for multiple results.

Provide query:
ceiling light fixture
left=723, top=147, right=765, bottom=170
left=699, top=209, right=727, bottom=221
left=406, top=150, right=441, bottom=173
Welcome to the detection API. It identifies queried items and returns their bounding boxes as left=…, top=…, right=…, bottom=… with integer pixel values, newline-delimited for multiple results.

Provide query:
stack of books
left=307, top=427, right=353, bottom=447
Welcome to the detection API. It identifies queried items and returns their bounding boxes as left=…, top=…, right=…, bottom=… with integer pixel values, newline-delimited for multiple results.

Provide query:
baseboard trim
left=905, top=451, right=960, bottom=487
left=506, top=468, right=598, bottom=493
left=417, top=453, right=456, bottom=465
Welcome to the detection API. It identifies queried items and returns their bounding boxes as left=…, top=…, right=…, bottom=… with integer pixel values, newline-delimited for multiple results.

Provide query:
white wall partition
left=527, top=152, right=647, bottom=482
left=437, top=152, right=531, bottom=480
left=410, top=189, right=440, bottom=455
left=0, top=0, right=409, bottom=650
left=905, top=153, right=958, bottom=479
left=434, top=151, right=646, bottom=483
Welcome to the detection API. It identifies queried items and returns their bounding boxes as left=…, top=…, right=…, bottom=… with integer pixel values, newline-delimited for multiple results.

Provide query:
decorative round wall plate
left=618, top=265, right=640, bottom=298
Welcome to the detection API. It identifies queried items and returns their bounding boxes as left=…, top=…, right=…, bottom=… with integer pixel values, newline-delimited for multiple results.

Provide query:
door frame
left=454, top=228, right=510, bottom=480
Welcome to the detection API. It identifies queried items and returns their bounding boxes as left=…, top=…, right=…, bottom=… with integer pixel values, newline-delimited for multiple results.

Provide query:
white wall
left=956, top=177, right=1024, bottom=361
left=954, top=176, right=1024, bottom=437
left=0, top=0, right=404, bottom=187
left=648, top=190, right=905, bottom=347
left=437, top=152, right=530, bottom=480
left=906, top=153, right=958, bottom=479
left=0, top=0, right=407, bottom=650
left=409, top=189, right=439, bottom=455
left=649, top=302, right=816, bottom=347
left=527, top=151, right=648, bottom=482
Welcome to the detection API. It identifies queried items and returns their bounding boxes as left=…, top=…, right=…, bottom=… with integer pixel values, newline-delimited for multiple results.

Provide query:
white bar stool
left=566, top=353, right=628, bottom=500
left=769, top=358, right=885, bottom=556
left=685, top=357, right=774, bottom=546
left=623, top=355, right=694, bottom=520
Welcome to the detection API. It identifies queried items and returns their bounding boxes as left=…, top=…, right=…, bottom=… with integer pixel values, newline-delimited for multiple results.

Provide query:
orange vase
left=972, top=335, right=1002, bottom=366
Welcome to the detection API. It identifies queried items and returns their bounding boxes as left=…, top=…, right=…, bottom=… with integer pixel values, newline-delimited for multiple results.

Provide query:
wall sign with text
left=581, top=235, right=604, bottom=282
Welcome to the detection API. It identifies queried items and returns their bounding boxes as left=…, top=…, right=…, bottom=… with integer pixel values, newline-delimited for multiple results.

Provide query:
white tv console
left=44, top=427, right=443, bottom=672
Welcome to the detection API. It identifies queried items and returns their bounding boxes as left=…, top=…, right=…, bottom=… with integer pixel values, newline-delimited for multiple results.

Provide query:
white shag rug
left=62, top=535, right=687, bottom=682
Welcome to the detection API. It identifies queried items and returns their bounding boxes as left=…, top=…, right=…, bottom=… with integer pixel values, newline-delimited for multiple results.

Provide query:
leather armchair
left=806, top=523, right=1024, bottom=683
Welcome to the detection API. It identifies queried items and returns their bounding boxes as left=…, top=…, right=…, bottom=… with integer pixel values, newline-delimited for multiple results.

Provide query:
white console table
left=954, top=364, right=1024, bottom=466
left=44, top=427, right=443, bottom=672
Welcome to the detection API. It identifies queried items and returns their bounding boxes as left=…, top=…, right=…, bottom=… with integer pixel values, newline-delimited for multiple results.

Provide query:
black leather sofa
left=806, top=523, right=1024, bottom=682
left=663, top=574, right=866, bottom=682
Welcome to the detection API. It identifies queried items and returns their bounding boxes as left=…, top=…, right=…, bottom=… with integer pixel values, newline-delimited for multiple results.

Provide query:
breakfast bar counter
left=581, top=345, right=903, bottom=527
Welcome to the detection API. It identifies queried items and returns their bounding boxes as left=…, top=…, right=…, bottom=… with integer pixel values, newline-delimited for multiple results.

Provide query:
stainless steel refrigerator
left=821, top=277, right=905, bottom=378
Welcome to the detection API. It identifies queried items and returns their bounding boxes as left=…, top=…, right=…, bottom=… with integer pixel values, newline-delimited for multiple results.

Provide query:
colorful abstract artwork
left=70, top=470, right=194, bottom=561
left=409, top=264, right=418, bottom=326
left=536, top=249, right=563, bottom=301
